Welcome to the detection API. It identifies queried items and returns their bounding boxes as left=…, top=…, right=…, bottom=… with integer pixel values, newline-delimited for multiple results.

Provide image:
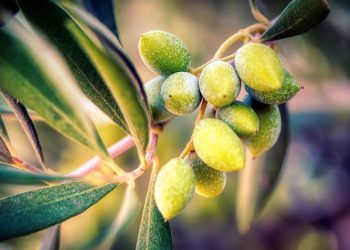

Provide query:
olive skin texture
left=138, top=31, right=191, bottom=76
left=199, top=61, right=241, bottom=107
left=161, top=72, right=201, bottom=115
left=235, top=43, right=284, bottom=91
left=193, top=118, right=245, bottom=172
left=154, top=158, right=195, bottom=220
left=185, top=152, right=226, bottom=198
left=217, top=101, right=259, bottom=138
left=145, top=76, right=174, bottom=124
left=244, top=96, right=281, bottom=157
left=245, top=70, right=301, bottom=104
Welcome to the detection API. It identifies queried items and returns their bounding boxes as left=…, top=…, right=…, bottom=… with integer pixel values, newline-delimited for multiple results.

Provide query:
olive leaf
left=2, top=93, right=45, bottom=167
left=0, top=20, right=110, bottom=159
left=81, top=0, right=121, bottom=43
left=63, top=5, right=149, bottom=111
left=0, top=163, right=68, bottom=185
left=17, top=0, right=128, bottom=133
left=136, top=167, right=172, bottom=250
left=65, top=8, right=150, bottom=157
left=0, top=182, right=117, bottom=240
left=261, top=0, right=330, bottom=42
left=236, top=104, right=290, bottom=233
left=40, top=225, right=60, bottom=250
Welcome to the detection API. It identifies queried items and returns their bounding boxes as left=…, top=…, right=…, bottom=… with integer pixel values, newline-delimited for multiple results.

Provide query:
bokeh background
left=1, top=0, right=350, bottom=249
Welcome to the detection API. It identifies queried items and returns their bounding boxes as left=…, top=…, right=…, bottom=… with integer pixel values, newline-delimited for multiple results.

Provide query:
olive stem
left=179, top=99, right=207, bottom=158
left=113, top=132, right=159, bottom=183
left=11, top=135, right=135, bottom=177
left=248, top=0, right=270, bottom=26
left=67, top=136, right=135, bottom=178
left=192, top=54, right=235, bottom=75
left=214, top=23, right=267, bottom=59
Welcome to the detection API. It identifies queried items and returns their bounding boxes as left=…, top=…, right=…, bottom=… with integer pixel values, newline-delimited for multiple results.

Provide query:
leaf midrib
left=1, top=184, right=115, bottom=215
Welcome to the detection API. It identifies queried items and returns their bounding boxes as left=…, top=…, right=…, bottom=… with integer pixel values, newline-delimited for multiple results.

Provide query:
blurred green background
left=1, top=0, right=350, bottom=249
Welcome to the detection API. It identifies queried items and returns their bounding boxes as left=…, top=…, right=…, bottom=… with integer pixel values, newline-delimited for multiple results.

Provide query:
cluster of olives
left=139, top=31, right=300, bottom=220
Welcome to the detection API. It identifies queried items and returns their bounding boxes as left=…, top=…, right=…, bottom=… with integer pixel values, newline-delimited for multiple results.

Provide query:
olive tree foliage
left=0, top=0, right=328, bottom=249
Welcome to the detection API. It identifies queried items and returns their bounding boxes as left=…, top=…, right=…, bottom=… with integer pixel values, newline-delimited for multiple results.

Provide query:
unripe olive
left=199, top=61, right=241, bottom=107
left=245, top=70, right=301, bottom=104
left=185, top=152, right=226, bottom=198
left=154, top=158, right=195, bottom=220
left=138, top=31, right=191, bottom=76
left=193, top=118, right=245, bottom=172
left=235, top=43, right=284, bottom=91
left=161, top=72, right=201, bottom=115
left=216, top=101, right=259, bottom=138
left=145, top=76, right=175, bottom=124
left=244, top=96, right=281, bottom=157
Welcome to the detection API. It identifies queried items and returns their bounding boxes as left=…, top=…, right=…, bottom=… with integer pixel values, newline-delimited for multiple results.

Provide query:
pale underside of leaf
left=2, top=92, right=44, bottom=167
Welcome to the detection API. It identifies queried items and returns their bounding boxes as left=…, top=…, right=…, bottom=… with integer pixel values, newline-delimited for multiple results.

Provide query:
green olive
left=154, top=158, right=195, bottom=220
left=235, top=43, right=284, bottom=91
left=244, top=96, right=281, bottom=157
left=217, top=101, right=259, bottom=138
left=145, top=76, right=175, bottom=123
left=245, top=70, right=301, bottom=104
left=193, top=118, right=245, bottom=172
left=199, top=61, right=241, bottom=107
left=138, top=31, right=191, bottom=76
left=161, top=72, right=201, bottom=115
left=186, top=152, right=226, bottom=198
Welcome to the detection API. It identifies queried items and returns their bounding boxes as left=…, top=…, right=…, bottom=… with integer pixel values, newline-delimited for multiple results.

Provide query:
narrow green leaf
left=17, top=0, right=128, bottom=133
left=236, top=104, right=290, bottom=233
left=0, top=20, right=109, bottom=159
left=136, top=167, right=172, bottom=250
left=63, top=5, right=149, bottom=113
left=81, top=0, right=121, bottom=42
left=0, top=163, right=68, bottom=185
left=0, top=182, right=117, bottom=240
left=2, top=93, right=44, bottom=167
left=40, top=225, right=60, bottom=250
left=95, top=185, right=140, bottom=249
left=261, top=0, right=329, bottom=42
left=66, top=13, right=150, bottom=156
